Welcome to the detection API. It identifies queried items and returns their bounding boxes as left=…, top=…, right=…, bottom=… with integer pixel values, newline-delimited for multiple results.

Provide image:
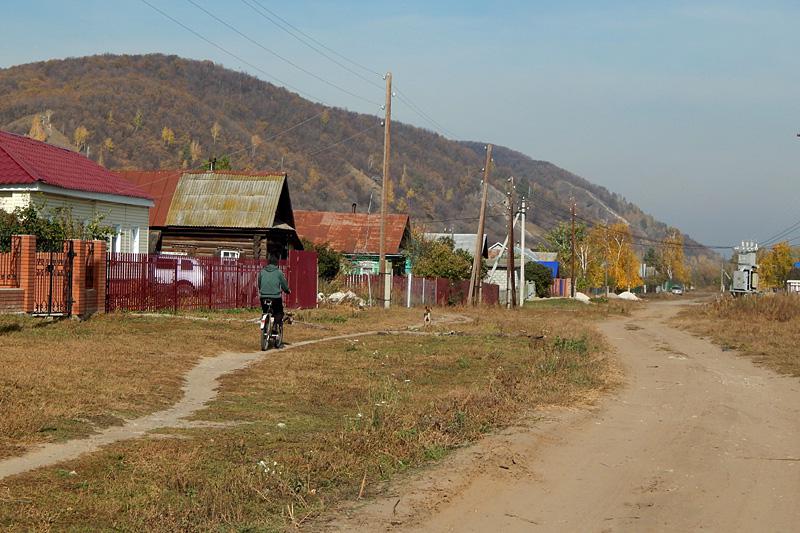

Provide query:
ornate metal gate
left=33, top=241, right=75, bottom=316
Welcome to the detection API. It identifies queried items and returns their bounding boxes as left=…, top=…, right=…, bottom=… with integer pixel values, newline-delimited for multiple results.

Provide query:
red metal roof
left=0, top=130, right=150, bottom=199
left=114, top=170, right=183, bottom=226
left=294, top=210, right=410, bottom=255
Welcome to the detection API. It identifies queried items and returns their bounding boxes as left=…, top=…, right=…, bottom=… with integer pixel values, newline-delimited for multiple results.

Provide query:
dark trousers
left=260, top=297, right=284, bottom=324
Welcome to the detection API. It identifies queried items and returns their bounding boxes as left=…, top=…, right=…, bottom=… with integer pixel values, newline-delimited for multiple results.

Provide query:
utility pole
left=506, top=178, right=516, bottom=308
left=468, top=144, right=493, bottom=305
left=570, top=200, right=577, bottom=298
left=379, top=72, right=392, bottom=309
left=720, top=262, right=725, bottom=293
left=519, top=196, right=526, bottom=306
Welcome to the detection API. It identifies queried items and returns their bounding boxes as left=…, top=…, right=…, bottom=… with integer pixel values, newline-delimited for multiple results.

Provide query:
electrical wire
left=138, top=0, right=326, bottom=103
left=307, top=121, right=383, bottom=157
left=184, top=0, right=382, bottom=107
left=241, top=0, right=384, bottom=88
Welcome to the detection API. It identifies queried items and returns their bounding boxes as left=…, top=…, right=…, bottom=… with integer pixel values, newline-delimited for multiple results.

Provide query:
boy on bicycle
left=258, top=253, right=291, bottom=335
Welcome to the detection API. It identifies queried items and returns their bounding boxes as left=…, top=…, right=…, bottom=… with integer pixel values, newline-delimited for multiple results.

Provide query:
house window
left=132, top=226, right=140, bottom=253
left=109, top=225, right=122, bottom=254
left=220, top=250, right=240, bottom=260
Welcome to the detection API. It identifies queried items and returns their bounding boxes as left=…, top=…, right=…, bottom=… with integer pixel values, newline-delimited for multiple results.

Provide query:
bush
left=525, top=262, right=553, bottom=297
left=301, top=239, right=344, bottom=281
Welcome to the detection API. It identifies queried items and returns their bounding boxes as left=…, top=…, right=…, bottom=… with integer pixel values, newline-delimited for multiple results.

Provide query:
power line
left=307, top=121, right=383, bottom=157
left=244, top=0, right=382, bottom=78
left=138, top=0, right=326, bottom=103
left=184, top=0, right=382, bottom=107
left=241, top=0, right=384, bottom=88
left=240, top=0, right=460, bottom=139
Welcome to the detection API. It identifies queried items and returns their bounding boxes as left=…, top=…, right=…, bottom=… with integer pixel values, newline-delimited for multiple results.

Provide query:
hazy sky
left=2, top=1, right=799, bottom=249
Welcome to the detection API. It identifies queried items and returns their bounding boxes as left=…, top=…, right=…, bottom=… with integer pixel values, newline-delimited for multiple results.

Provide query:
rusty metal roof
left=294, top=210, right=410, bottom=255
left=165, top=171, right=287, bottom=227
left=115, top=170, right=182, bottom=226
left=113, top=170, right=291, bottom=229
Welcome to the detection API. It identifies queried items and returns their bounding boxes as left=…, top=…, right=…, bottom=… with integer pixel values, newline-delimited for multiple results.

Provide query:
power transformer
left=731, top=242, right=758, bottom=295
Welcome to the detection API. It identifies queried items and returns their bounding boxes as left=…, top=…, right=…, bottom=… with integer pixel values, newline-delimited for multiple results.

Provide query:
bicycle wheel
left=274, top=322, right=284, bottom=349
left=260, top=326, right=268, bottom=351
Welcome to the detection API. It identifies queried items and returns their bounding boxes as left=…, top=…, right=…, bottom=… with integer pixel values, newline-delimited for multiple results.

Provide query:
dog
left=423, top=306, right=432, bottom=327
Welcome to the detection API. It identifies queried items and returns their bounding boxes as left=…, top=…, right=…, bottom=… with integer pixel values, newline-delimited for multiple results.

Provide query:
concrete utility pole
left=519, top=196, right=526, bottom=306
left=506, top=178, right=516, bottom=308
left=468, top=144, right=493, bottom=306
left=571, top=200, right=577, bottom=298
left=379, top=72, right=392, bottom=309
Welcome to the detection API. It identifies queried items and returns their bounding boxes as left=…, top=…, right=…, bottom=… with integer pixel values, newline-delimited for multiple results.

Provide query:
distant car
left=153, top=256, right=206, bottom=295
left=671, top=286, right=684, bottom=295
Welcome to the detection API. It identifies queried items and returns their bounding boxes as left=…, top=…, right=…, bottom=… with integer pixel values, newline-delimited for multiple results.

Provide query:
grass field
left=0, top=303, right=623, bottom=531
left=675, top=294, right=800, bottom=377
left=0, top=307, right=420, bottom=459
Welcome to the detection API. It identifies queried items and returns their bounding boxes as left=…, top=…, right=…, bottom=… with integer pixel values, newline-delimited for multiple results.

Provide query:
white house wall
left=0, top=191, right=149, bottom=253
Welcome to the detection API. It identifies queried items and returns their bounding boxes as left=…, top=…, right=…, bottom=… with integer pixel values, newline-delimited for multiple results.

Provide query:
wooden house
left=116, top=170, right=301, bottom=258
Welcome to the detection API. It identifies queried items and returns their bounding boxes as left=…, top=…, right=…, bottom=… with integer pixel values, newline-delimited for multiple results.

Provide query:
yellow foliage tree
left=589, top=223, right=642, bottom=290
left=102, top=137, right=115, bottom=153
left=658, top=227, right=688, bottom=283
left=189, top=140, right=202, bottom=163
left=161, top=127, right=175, bottom=146
left=28, top=115, right=46, bottom=141
left=73, top=126, right=90, bottom=152
left=211, top=121, right=222, bottom=144
left=250, top=134, right=262, bottom=158
left=759, top=241, right=794, bottom=288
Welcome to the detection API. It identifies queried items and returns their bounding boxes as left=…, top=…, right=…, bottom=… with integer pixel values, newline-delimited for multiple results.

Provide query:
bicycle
left=259, top=300, right=284, bottom=351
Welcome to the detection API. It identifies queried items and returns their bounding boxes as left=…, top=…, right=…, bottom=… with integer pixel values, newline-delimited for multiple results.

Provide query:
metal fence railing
left=106, top=250, right=318, bottom=312
left=0, top=236, right=21, bottom=288
left=343, top=274, right=499, bottom=307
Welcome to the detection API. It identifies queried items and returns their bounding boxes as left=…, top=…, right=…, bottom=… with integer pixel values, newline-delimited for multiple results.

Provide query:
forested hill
left=0, top=53, right=703, bottom=251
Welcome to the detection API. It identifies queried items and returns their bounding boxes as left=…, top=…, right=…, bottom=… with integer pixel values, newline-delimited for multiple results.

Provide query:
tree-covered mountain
left=0, top=53, right=705, bottom=252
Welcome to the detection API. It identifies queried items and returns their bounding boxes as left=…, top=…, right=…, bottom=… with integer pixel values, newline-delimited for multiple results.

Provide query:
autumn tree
left=73, top=126, right=90, bottom=152
left=759, top=241, right=794, bottom=288
left=320, top=109, right=330, bottom=127
left=544, top=222, right=587, bottom=284
left=189, top=140, right=202, bottom=163
left=211, top=121, right=222, bottom=144
left=588, top=223, right=642, bottom=290
left=102, top=137, right=115, bottom=152
left=132, top=110, right=143, bottom=132
left=161, top=127, right=175, bottom=146
left=28, top=115, right=46, bottom=141
left=250, top=134, right=262, bottom=158
left=658, top=227, right=688, bottom=283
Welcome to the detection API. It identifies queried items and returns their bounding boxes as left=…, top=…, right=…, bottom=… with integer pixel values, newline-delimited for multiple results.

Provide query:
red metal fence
left=0, top=236, right=21, bottom=288
left=344, top=274, right=499, bottom=307
left=106, top=250, right=318, bottom=312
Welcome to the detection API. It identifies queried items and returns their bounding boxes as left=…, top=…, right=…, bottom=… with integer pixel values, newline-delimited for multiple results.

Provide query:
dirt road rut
left=336, top=301, right=800, bottom=532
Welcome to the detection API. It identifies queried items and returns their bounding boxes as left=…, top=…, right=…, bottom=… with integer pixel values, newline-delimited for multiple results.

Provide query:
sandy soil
left=326, top=300, right=800, bottom=532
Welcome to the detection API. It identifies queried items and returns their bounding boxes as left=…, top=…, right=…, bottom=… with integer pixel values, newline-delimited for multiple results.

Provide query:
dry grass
left=0, top=307, right=421, bottom=459
left=675, top=294, right=800, bottom=377
left=0, top=304, right=624, bottom=532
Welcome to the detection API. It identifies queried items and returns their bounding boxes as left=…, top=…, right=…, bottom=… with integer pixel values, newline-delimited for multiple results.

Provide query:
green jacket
left=258, top=265, right=290, bottom=298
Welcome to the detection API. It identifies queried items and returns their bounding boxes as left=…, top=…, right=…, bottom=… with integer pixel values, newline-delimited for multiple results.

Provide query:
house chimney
left=352, top=202, right=357, bottom=213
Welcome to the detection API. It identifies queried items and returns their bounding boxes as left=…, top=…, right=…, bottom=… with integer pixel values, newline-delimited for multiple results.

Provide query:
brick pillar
left=17, top=235, right=36, bottom=313
left=93, top=240, right=107, bottom=315
left=70, top=240, right=86, bottom=317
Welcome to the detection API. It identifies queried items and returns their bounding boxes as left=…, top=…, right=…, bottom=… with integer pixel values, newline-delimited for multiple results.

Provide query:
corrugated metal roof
left=0, top=130, right=151, bottom=200
left=424, top=233, right=488, bottom=258
left=166, top=172, right=286, bottom=228
left=114, top=170, right=290, bottom=228
left=294, top=210, right=410, bottom=255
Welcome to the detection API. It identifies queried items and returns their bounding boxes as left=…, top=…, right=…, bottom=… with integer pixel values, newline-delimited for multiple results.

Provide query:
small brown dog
left=423, top=306, right=432, bottom=327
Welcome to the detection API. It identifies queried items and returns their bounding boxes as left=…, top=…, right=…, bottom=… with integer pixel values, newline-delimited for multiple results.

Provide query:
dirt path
left=0, top=314, right=466, bottom=481
left=329, top=300, right=800, bottom=532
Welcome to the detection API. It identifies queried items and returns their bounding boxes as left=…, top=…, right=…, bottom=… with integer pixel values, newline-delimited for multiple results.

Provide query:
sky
left=1, top=0, right=799, bottom=250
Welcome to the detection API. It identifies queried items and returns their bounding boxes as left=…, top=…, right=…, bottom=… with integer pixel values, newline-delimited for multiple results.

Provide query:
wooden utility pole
left=519, top=196, right=526, bottom=306
left=379, top=72, right=392, bottom=309
left=570, top=200, right=577, bottom=298
left=468, top=144, right=493, bottom=305
left=506, top=178, right=516, bottom=308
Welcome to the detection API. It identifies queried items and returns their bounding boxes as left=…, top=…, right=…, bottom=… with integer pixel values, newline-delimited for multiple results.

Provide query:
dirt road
left=333, top=300, right=800, bottom=532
